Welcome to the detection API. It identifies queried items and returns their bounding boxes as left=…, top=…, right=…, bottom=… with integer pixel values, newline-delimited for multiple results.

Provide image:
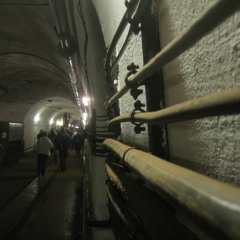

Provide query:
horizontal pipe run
left=103, top=139, right=240, bottom=239
left=105, top=0, right=240, bottom=108
left=106, top=161, right=199, bottom=239
left=107, top=87, right=240, bottom=126
left=106, top=164, right=125, bottom=192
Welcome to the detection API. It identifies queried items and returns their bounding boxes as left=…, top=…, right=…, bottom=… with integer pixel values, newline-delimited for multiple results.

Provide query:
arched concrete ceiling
left=25, top=97, right=80, bottom=125
left=0, top=0, right=79, bottom=122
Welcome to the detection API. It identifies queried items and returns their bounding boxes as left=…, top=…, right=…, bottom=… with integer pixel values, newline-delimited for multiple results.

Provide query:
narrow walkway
left=0, top=150, right=83, bottom=240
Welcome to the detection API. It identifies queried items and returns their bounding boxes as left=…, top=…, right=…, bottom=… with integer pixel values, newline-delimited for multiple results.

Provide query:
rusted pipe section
left=107, top=87, right=240, bottom=126
left=103, top=138, right=240, bottom=239
left=105, top=0, right=240, bottom=108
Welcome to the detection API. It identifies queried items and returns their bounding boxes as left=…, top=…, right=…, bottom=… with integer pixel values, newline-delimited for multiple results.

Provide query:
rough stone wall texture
left=157, top=0, right=240, bottom=185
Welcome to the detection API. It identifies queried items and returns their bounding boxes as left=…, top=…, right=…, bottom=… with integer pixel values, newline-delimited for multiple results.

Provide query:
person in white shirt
left=37, top=131, right=53, bottom=177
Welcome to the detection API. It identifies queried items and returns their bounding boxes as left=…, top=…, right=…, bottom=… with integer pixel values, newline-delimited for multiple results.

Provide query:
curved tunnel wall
left=0, top=2, right=79, bottom=155
left=23, top=97, right=79, bottom=152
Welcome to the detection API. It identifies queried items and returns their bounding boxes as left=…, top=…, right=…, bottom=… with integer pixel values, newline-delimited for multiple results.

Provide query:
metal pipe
left=107, top=87, right=240, bottom=126
left=103, top=138, right=240, bottom=240
left=105, top=0, right=240, bottom=108
left=107, top=0, right=148, bottom=75
left=49, top=0, right=70, bottom=35
left=105, top=0, right=139, bottom=74
left=108, top=28, right=133, bottom=75
left=106, top=161, right=200, bottom=239
left=50, top=0, right=85, bottom=108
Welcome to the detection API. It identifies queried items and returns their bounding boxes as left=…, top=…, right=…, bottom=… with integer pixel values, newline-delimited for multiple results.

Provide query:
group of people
left=36, top=127, right=84, bottom=178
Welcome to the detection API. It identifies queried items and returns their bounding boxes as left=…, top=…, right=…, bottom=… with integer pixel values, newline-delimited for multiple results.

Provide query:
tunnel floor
left=0, top=150, right=114, bottom=240
left=0, top=150, right=83, bottom=239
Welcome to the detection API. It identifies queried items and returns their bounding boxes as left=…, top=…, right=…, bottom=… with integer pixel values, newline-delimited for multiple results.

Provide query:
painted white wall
left=92, top=0, right=126, bottom=47
left=73, top=0, right=112, bottom=220
left=157, top=0, right=240, bottom=185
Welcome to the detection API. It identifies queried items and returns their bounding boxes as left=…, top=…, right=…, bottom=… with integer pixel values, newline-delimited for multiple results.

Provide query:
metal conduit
left=104, top=0, right=139, bottom=74
left=107, top=0, right=148, bottom=76
left=103, top=138, right=240, bottom=239
left=50, top=0, right=82, bottom=107
left=108, top=28, right=133, bottom=75
left=105, top=0, right=240, bottom=108
left=107, top=87, right=240, bottom=126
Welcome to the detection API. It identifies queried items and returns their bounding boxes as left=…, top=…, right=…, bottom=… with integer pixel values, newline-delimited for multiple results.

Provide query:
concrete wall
left=157, top=0, right=240, bottom=185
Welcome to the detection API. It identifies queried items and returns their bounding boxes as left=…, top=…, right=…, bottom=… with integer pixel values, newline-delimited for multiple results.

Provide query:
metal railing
left=105, top=0, right=148, bottom=77
left=103, top=1, right=240, bottom=238
left=107, top=87, right=240, bottom=126
left=104, top=0, right=139, bottom=75
left=103, top=138, right=240, bottom=240
left=105, top=0, right=240, bottom=108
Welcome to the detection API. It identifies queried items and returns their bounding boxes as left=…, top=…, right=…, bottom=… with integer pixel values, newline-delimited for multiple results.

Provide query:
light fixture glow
left=56, top=119, right=63, bottom=126
left=49, top=118, right=54, bottom=125
left=82, top=112, right=88, bottom=126
left=34, top=114, right=40, bottom=123
left=82, top=96, right=90, bottom=106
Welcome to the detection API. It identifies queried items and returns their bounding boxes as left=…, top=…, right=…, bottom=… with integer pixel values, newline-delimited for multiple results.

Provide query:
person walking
left=37, top=129, right=44, bottom=141
left=72, top=131, right=83, bottom=158
left=37, top=131, right=53, bottom=178
left=48, top=128, right=58, bottom=164
left=55, top=126, right=71, bottom=171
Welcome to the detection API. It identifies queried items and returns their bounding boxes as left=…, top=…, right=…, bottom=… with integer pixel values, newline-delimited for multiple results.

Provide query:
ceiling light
left=34, top=114, right=40, bottom=123
left=82, top=96, right=90, bottom=106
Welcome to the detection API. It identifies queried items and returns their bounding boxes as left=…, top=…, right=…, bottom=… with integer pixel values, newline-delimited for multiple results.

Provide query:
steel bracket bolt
left=130, top=88, right=143, bottom=100
left=134, top=100, right=145, bottom=111
left=134, top=125, right=145, bottom=134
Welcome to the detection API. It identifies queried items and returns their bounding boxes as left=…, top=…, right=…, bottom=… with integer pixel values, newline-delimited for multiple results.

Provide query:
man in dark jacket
left=72, top=131, right=83, bottom=158
left=48, top=128, right=58, bottom=164
left=55, top=126, right=71, bottom=171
